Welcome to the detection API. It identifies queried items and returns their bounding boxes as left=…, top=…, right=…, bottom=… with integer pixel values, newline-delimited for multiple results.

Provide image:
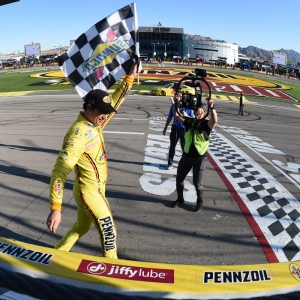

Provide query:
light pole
left=233, top=49, right=237, bottom=65
left=151, top=43, right=156, bottom=58
left=185, top=44, right=193, bottom=57
left=162, top=43, right=168, bottom=58
left=185, top=44, right=193, bottom=64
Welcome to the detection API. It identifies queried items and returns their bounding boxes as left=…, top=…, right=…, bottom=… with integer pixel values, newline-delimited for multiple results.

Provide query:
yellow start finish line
left=0, top=237, right=299, bottom=299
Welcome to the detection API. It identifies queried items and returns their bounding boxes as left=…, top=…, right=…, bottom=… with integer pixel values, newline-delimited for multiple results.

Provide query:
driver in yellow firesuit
left=46, top=64, right=138, bottom=259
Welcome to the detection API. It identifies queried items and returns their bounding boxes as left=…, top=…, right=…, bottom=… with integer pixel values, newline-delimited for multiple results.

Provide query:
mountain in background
left=184, top=34, right=300, bottom=64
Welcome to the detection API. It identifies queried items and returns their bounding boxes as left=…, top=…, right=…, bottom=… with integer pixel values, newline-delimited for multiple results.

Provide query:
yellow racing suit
left=49, top=75, right=134, bottom=259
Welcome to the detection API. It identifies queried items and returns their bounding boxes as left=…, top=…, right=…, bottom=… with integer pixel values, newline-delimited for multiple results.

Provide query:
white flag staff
left=59, top=3, right=140, bottom=99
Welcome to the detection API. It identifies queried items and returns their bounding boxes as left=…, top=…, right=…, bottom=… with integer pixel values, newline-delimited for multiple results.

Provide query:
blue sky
left=0, top=0, right=298, bottom=55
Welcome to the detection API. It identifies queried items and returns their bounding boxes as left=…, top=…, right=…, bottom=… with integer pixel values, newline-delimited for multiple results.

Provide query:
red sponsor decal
left=77, top=260, right=174, bottom=283
left=86, top=143, right=94, bottom=150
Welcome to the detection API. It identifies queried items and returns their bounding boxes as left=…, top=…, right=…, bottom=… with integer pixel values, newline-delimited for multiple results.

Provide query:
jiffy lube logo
left=82, top=38, right=129, bottom=73
left=290, top=263, right=300, bottom=281
left=77, top=260, right=174, bottom=283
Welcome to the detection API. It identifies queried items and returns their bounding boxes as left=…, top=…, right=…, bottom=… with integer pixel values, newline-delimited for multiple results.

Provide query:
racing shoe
left=195, top=197, right=203, bottom=212
left=172, top=198, right=184, bottom=208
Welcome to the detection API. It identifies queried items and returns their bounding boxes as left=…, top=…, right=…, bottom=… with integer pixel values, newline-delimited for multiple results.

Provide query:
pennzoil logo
left=0, top=242, right=53, bottom=265
left=203, top=269, right=271, bottom=284
left=77, top=260, right=174, bottom=283
left=82, top=38, right=129, bottom=73
left=290, top=263, right=300, bottom=281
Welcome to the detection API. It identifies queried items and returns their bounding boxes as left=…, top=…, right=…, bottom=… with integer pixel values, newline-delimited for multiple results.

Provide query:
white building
left=183, top=40, right=239, bottom=65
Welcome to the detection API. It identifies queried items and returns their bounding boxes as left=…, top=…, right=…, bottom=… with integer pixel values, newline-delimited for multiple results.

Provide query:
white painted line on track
left=219, top=125, right=300, bottom=190
left=103, top=131, right=144, bottom=135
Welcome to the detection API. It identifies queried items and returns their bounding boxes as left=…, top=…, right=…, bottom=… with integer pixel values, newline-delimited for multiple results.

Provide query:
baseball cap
left=84, top=90, right=116, bottom=114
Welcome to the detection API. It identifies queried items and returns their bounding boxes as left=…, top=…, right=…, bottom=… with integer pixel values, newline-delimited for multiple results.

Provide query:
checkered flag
left=59, top=3, right=140, bottom=99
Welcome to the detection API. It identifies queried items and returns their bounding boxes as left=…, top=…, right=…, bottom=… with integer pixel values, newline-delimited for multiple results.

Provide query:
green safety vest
left=184, top=122, right=210, bottom=156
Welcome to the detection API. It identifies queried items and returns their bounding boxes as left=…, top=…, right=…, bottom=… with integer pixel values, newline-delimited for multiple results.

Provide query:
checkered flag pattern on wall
left=208, top=131, right=300, bottom=262
left=59, top=3, right=139, bottom=99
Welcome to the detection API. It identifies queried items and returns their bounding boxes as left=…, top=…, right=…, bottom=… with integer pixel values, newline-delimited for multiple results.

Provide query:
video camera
left=174, top=68, right=211, bottom=120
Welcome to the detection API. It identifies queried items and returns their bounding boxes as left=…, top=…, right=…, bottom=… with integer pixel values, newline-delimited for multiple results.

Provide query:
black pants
left=176, top=155, right=207, bottom=200
left=168, top=125, right=185, bottom=166
left=239, top=104, right=244, bottom=115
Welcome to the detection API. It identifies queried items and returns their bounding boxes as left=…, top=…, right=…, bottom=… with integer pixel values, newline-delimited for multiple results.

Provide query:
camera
left=181, top=93, right=201, bottom=110
left=195, top=68, right=207, bottom=77
left=174, top=68, right=211, bottom=120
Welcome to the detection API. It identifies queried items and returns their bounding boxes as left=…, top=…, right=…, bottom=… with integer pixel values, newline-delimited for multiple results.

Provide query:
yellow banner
left=0, top=237, right=299, bottom=298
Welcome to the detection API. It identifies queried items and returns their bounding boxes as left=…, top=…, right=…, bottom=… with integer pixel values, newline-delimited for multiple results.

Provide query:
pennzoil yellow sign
left=0, top=237, right=300, bottom=298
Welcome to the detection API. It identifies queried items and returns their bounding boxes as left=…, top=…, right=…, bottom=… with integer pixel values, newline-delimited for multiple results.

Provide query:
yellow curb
left=0, top=91, right=33, bottom=97
left=108, top=90, right=259, bottom=104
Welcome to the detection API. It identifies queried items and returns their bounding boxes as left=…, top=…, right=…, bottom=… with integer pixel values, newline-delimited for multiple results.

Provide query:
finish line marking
left=208, top=131, right=300, bottom=263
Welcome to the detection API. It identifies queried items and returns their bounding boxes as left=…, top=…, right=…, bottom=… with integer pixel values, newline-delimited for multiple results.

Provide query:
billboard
left=24, top=43, right=41, bottom=55
left=273, top=52, right=286, bottom=65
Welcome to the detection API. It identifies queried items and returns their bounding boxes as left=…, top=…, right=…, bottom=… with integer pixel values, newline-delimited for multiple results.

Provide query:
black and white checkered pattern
left=208, top=131, right=300, bottom=262
left=59, top=3, right=139, bottom=99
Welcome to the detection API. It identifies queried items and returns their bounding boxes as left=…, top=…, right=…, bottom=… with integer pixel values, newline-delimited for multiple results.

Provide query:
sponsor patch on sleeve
left=53, top=177, right=64, bottom=198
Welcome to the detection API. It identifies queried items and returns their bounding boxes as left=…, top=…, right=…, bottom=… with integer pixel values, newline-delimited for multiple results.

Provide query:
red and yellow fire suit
left=49, top=75, right=134, bottom=259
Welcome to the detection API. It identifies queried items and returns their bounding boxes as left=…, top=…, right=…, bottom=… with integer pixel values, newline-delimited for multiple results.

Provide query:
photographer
left=163, top=86, right=195, bottom=170
left=172, top=95, right=218, bottom=212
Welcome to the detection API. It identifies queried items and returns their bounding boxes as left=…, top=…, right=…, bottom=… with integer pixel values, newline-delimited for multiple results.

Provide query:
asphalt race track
left=0, top=79, right=299, bottom=268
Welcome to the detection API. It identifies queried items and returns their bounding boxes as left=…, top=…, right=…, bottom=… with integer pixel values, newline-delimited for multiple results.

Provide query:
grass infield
left=0, top=66, right=299, bottom=105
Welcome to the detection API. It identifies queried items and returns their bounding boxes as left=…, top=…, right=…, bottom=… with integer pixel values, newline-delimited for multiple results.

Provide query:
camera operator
left=172, top=95, right=218, bottom=212
left=163, top=86, right=195, bottom=170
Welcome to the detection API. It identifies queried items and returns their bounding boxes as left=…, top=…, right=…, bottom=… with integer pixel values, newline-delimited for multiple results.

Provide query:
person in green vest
left=171, top=97, right=218, bottom=211
left=239, top=92, right=245, bottom=116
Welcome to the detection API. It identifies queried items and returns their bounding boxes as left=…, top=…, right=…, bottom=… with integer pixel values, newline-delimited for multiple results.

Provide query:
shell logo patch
left=103, top=96, right=111, bottom=103
left=53, top=178, right=64, bottom=197
left=290, top=263, right=300, bottom=281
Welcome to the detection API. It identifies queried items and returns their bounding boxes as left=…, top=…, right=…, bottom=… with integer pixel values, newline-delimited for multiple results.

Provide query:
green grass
left=263, top=78, right=300, bottom=100
left=0, top=69, right=72, bottom=92
left=0, top=67, right=299, bottom=106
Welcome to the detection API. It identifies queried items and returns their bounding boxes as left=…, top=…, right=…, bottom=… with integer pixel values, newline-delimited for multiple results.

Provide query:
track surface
left=0, top=65, right=299, bottom=266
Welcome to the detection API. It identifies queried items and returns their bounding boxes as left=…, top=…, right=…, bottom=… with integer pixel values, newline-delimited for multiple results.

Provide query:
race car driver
left=46, top=63, right=138, bottom=259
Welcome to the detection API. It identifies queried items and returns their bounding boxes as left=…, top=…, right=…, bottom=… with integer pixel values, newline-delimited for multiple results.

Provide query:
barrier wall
left=0, top=237, right=300, bottom=299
